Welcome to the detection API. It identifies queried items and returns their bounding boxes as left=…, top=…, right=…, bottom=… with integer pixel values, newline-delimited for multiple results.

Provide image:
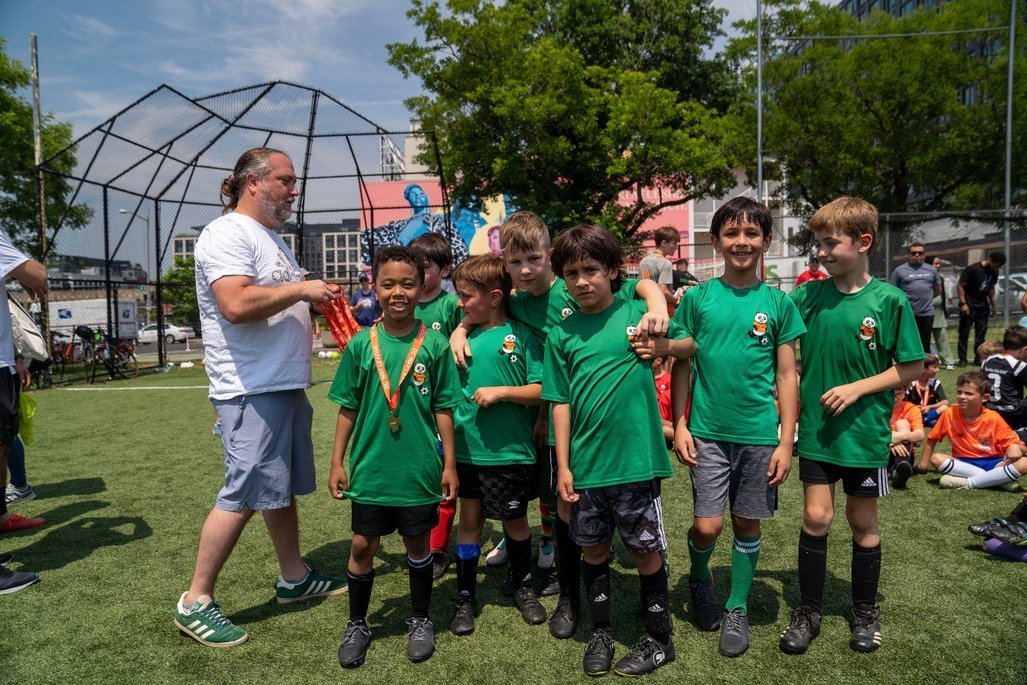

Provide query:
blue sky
left=1, top=0, right=754, bottom=139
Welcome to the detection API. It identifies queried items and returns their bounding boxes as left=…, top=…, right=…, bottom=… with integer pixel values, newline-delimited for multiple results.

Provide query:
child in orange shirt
left=919, top=371, right=1027, bottom=490
left=889, top=387, right=923, bottom=488
left=653, top=355, right=673, bottom=444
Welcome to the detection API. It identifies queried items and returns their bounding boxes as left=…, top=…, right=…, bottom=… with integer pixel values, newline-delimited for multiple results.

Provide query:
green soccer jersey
left=542, top=298, right=682, bottom=489
left=416, top=290, right=462, bottom=338
left=676, top=279, right=806, bottom=445
left=789, top=278, right=924, bottom=468
left=509, top=277, right=641, bottom=343
left=454, top=320, right=543, bottom=466
left=328, top=322, right=462, bottom=506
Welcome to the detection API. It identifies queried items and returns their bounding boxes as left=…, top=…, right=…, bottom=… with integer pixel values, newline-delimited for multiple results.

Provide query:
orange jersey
left=890, top=401, right=923, bottom=432
left=928, top=406, right=1024, bottom=459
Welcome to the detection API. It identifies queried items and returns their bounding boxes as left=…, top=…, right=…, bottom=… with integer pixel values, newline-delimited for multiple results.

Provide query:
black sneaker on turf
left=892, top=460, right=913, bottom=489
left=337, top=619, right=372, bottom=669
left=549, top=595, right=579, bottom=639
left=688, top=575, right=720, bottom=631
left=450, top=598, right=475, bottom=636
left=779, top=605, right=821, bottom=655
left=968, top=517, right=1008, bottom=538
left=0, top=563, right=39, bottom=595
left=539, top=568, right=560, bottom=597
left=431, top=551, right=449, bottom=581
left=719, top=608, right=750, bottom=657
left=992, top=521, right=1027, bottom=546
left=613, top=633, right=675, bottom=676
left=406, top=617, right=436, bottom=662
left=514, top=586, right=546, bottom=625
left=583, top=628, right=615, bottom=676
left=850, top=603, right=882, bottom=653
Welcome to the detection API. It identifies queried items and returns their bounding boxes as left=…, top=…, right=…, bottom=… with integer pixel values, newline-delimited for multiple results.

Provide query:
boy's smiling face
left=711, top=218, right=769, bottom=276
left=503, top=248, right=550, bottom=294
left=376, top=260, right=422, bottom=326
left=455, top=279, right=498, bottom=326
left=813, top=228, right=871, bottom=279
left=561, top=256, right=616, bottom=313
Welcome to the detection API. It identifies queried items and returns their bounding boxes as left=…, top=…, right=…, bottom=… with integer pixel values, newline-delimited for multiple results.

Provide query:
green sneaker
left=174, top=593, right=248, bottom=647
left=275, top=568, right=348, bottom=604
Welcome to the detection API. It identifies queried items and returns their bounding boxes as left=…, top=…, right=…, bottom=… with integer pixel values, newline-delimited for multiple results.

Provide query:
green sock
left=687, top=531, right=716, bottom=581
left=725, top=533, right=761, bottom=613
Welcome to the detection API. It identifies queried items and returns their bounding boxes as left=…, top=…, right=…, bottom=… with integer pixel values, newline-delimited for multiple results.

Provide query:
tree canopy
left=388, top=0, right=742, bottom=239
left=727, top=0, right=1023, bottom=220
left=0, top=39, right=90, bottom=257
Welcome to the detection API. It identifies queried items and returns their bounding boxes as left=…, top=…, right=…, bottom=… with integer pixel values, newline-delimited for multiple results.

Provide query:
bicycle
left=87, top=330, right=139, bottom=382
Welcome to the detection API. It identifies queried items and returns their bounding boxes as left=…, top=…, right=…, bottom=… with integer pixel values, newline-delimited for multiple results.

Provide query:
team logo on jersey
left=498, top=333, right=520, bottom=363
left=431, top=321, right=442, bottom=332
left=857, top=316, right=877, bottom=350
left=748, top=312, right=769, bottom=346
left=561, top=307, right=574, bottom=320
left=626, top=325, right=638, bottom=345
left=412, top=363, right=427, bottom=386
left=977, top=436, right=993, bottom=450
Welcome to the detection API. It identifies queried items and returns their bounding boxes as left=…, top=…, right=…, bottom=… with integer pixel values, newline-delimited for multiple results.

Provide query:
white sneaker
left=538, top=537, right=555, bottom=570
left=939, top=475, right=971, bottom=490
left=485, top=538, right=508, bottom=567
left=4, top=484, right=36, bottom=506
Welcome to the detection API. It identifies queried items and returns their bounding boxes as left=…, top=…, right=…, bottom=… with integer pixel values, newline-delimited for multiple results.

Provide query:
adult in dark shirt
left=957, top=251, right=1005, bottom=366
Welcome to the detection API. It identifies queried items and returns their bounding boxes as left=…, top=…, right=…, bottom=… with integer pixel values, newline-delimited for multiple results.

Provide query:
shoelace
left=407, top=618, right=436, bottom=648
left=787, top=608, right=813, bottom=634
left=852, top=607, right=877, bottom=630
left=197, top=602, right=234, bottom=628
left=624, top=635, right=659, bottom=662
left=585, top=630, right=614, bottom=656
left=341, top=621, right=371, bottom=647
left=723, top=610, right=746, bottom=633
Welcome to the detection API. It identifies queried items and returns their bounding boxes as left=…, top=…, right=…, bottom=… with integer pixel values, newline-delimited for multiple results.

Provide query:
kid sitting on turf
left=980, top=325, right=1027, bottom=434
left=919, top=371, right=1027, bottom=490
left=409, top=233, right=464, bottom=580
left=447, top=254, right=547, bottom=636
left=670, top=196, right=803, bottom=658
left=889, top=386, right=924, bottom=489
left=452, top=211, right=670, bottom=640
left=327, top=246, right=462, bottom=668
left=544, top=224, right=689, bottom=677
left=781, top=197, right=924, bottom=656
left=904, top=354, right=948, bottom=427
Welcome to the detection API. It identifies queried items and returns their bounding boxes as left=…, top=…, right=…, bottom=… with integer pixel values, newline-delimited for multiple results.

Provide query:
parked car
left=137, top=323, right=194, bottom=344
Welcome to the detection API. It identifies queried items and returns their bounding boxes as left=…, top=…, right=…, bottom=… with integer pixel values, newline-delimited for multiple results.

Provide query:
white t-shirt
left=638, top=252, right=673, bottom=286
left=0, top=232, right=29, bottom=374
left=195, top=213, right=312, bottom=400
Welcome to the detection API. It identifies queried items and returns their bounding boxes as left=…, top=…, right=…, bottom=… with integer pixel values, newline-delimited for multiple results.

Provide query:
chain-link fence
left=32, top=81, right=452, bottom=383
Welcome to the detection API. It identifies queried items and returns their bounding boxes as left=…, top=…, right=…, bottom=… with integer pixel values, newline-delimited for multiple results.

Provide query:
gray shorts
left=690, top=436, right=778, bottom=520
left=570, top=480, right=666, bottom=554
left=212, top=389, right=316, bottom=511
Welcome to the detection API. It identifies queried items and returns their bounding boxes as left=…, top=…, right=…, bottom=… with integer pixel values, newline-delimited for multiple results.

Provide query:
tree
left=0, top=39, right=91, bottom=256
left=727, top=0, right=1021, bottom=223
left=388, top=0, right=741, bottom=240
left=161, top=257, right=199, bottom=334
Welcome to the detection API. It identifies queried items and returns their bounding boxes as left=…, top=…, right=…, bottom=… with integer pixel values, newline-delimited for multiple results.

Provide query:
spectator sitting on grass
left=889, top=386, right=923, bottom=489
left=904, top=354, right=948, bottom=427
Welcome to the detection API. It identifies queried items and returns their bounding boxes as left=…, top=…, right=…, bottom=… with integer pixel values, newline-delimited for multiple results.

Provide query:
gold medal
left=388, top=415, right=401, bottom=433
left=370, top=322, right=427, bottom=438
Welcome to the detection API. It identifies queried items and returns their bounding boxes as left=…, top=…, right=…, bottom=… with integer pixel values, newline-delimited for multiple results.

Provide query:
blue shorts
left=955, top=456, right=1003, bottom=472
left=212, top=389, right=316, bottom=511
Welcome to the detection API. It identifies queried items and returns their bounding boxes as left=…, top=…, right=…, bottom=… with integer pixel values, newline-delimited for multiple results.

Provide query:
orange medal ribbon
left=370, top=322, right=427, bottom=433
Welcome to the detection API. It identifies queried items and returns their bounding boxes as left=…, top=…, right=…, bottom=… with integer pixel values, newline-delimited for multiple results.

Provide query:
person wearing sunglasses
left=888, top=243, right=942, bottom=353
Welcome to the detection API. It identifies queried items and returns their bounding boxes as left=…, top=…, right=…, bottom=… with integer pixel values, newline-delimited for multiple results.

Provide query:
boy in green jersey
left=452, top=211, right=670, bottom=640
left=544, top=225, right=690, bottom=677
left=327, top=246, right=462, bottom=668
left=669, top=197, right=804, bottom=657
left=447, top=254, right=547, bottom=636
left=780, top=197, right=924, bottom=656
left=409, top=232, right=463, bottom=579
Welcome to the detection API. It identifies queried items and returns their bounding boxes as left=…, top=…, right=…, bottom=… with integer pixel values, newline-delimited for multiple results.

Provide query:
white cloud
left=61, top=13, right=119, bottom=42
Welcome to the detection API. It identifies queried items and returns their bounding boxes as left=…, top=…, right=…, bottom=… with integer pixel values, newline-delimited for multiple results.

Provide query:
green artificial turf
left=1, top=360, right=1024, bottom=684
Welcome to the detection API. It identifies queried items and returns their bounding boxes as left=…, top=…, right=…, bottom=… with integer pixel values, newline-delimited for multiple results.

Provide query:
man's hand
left=328, top=462, right=349, bottom=500
left=300, top=280, right=342, bottom=304
left=767, top=445, right=792, bottom=487
left=820, top=383, right=861, bottom=416
left=635, top=311, right=669, bottom=342
left=674, top=424, right=698, bottom=467
left=14, top=359, right=29, bottom=390
left=441, top=466, right=459, bottom=502
left=471, top=386, right=505, bottom=408
left=557, top=467, right=578, bottom=504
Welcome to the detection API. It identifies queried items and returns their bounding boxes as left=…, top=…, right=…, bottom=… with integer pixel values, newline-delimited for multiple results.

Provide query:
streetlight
left=119, top=208, right=151, bottom=325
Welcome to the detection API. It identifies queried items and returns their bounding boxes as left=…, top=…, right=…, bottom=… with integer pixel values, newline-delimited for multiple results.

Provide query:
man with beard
left=174, top=148, right=347, bottom=647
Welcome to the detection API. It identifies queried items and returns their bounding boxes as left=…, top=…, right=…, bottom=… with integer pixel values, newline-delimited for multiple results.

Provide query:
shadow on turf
left=31, top=477, right=107, bottom=499
left=13, top=512, right=152, bottom=571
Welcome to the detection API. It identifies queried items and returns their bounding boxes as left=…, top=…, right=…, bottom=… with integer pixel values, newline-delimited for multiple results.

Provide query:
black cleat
left=779, top=605, right=821, bottom=655
left=892, top=460, right=913, bottom=489
left=688, top=575, right=720, bottom=631
left=850, top=603, right=882, bottom=653
left=583, top=628, right=615, bottom=676
left=539, top=568, right=561, bottom=597
left=549, top=596, right=579, bottom=639
left=337, top=619, right=372, bottom=669
left=718, top=608, right=750, bottom=657
left=613, top=633, right=675, bottom=676
left=514, top=586, right=547, bottom=625
left=406, top=617, right=436, bottom=662
left=431, top=551, right=449, bottom=581
left=450, top=598, right=475, bottom=636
